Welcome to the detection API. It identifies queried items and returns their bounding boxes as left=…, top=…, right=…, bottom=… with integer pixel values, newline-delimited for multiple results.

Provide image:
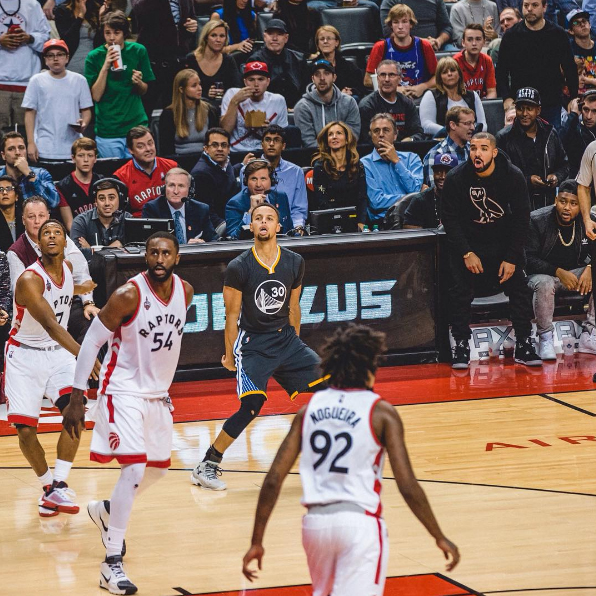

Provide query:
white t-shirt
left=22, top=70, right=93, bottom=159
left=577, top=140, right=596, bottom=188
left=221, top=89, right=288, bottom=152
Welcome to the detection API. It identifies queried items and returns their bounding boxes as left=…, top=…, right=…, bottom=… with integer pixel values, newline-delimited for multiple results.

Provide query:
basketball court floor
left=1, top=355, right=595, bottom=596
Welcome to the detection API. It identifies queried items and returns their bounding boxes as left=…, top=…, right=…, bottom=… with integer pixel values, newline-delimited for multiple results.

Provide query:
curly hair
left=311, top=121, right=360, bottom=182
left=320, top=324, right=387, bottom=389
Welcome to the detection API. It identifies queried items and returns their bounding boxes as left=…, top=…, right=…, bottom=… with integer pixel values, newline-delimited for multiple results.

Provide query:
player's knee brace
left=222, top=393, right=266, bottom=439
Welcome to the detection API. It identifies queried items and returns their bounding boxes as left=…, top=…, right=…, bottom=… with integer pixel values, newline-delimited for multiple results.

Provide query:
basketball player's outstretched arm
left=64, top=283, right=139, bottom=439
left=221, top=285, right=242, bottom=371
left=242, top=408, right=305, bottom=581
left=373, top=400, right=461, bottom=571
left=15, top=272, right=81, bottom=357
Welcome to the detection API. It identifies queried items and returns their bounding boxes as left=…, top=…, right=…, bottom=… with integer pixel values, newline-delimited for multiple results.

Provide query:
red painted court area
left=2, top=357, right=595, bottom=436
left=182, top=574, right=477, bottom=595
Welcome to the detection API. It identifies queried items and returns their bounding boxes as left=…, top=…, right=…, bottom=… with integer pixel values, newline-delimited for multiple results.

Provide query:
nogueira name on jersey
left=138, top=314, right=185, bottom=338
left=310, top=406, right=362, bottom=428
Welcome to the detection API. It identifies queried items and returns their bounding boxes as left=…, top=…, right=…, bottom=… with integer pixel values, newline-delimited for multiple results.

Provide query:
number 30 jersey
left=99, top=271, right=188, bottom=399
left=300, top=387, right=385, bottom=516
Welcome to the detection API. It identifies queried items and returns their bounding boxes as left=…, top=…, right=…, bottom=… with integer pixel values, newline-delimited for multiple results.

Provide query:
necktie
left=173, top=211, right=185, bottom=245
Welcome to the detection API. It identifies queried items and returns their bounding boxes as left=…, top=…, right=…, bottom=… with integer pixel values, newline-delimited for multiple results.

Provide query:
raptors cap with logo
left=515, top=87, right=541, bottom=106
left=432, top=153, right=458, bottom=170
left=243, top=61, right=270, bottom=78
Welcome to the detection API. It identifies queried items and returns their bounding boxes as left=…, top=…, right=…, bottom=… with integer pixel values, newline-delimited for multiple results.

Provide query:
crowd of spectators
left=2, top=0, right=596, bottom=370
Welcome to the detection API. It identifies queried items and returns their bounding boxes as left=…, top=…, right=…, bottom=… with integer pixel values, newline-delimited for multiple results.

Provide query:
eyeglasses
left=45, top=52, right=67, bottom=59
left=208, top=142, right=229, bottom=149
left=572, top=17, right=588, bottom=25
left=318, top=36, right=337, bottom=42
left=0, top=186, right=15, bottom=194
left=377, top=73, right=399, bottom=79
left=457, top=120, right=476, bottom=127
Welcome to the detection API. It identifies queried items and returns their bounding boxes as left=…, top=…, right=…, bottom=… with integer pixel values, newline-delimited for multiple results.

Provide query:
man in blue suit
left=226, top=159, right=292, bottom=240
left=142, top=168, right=216, bottom=243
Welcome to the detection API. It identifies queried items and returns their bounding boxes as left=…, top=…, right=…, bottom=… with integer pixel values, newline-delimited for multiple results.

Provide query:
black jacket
left=249, top=46, right=308, bottom=109
left=131, top=0, right=196, bottom=61
left=559, top=112, right=596, bottom=179
left=441, top=150, right=530, bottom=265
left=526, top=205, right=592, bottom=276
left=190, top=153, right=240, bottom=228
left=496, top=19, right=578, bottom=106
left=359, top=91, right=425, bottom=142
left=0, top=202, right=24, bottom=253
left=496, top=118, right=569, bottom=209
left=142, top=195, right=216, bottom=242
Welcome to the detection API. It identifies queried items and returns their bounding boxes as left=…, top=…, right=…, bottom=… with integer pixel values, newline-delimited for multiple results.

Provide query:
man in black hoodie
left=496, top=0, right=578, bottom=129
left=496, top=87, right=569, bottom=211
left=560, top=90, right=596, bottom=178
left=526, top=179, right=595, bottom=360
left=442, top=132, right=541, bottom=369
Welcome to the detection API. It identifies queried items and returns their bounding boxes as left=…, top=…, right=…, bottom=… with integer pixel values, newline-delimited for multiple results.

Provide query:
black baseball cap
left=515, top=87, right=541, bottom=106
left=311, top=59, right=335, bottom=75
left=265, top=18, right=288, bottom=33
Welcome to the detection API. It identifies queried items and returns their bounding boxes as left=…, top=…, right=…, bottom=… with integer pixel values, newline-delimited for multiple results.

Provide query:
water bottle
left=362, top=225, right=370, bottom=233
left=372, top=225, right=379, bottom=233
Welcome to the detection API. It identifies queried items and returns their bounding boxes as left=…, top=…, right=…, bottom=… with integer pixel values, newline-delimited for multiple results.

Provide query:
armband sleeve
left=73, top=316, right=114, bottom=389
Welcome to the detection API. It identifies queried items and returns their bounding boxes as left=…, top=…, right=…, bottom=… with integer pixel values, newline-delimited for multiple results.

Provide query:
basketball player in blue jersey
left=65, top=232, right=194, bottom=595
left=191, top=203, right=326, bottom=491
left=242, top=324, right=460, bottom=595
left=5, top=219, right=98, bottom=517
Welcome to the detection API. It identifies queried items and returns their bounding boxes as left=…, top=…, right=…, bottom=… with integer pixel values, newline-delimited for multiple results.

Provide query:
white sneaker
left=88, top=500, right=127, bottom=556
left=190, top=460, right=226, bottom=490
left=38, top=485, right=59, bottom=517
left=578, top=331, right=596, bottom=355
left=39, top=481, right=79, bottom=514
left=538, top=332, right=557, bottom=360
left=100, top=556, right=137, bottom=595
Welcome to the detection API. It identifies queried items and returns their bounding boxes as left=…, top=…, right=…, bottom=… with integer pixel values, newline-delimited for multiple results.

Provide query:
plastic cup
left=371, top=72, right=378, bottom=91
left=503, top=339, right=515, bottom=359
left=562, top=338, right=575, bottom=357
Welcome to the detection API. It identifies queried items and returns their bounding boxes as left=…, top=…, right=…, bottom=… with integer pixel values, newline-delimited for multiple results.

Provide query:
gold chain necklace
left=558, top=220, right=575, bottom=247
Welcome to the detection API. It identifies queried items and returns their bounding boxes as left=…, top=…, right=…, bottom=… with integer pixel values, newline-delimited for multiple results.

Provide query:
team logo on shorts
left=109, top=432, right=121, bottom=450
left=254, top=280, right=286, bottom=314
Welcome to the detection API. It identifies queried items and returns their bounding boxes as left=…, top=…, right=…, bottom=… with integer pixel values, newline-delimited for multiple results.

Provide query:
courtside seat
left=257, top=12, right=274, bottom=40
left=483, top=98, right=505, bottom=135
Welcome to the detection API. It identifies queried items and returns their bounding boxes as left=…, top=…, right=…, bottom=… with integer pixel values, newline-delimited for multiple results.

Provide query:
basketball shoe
left=100, top=555, right=137, bottom=595
left=88, top=500, right=127, bottom=556
left=38, top=485, right=59, bottom=517
left=39, top=481, right=79, bottom=515
left=191, top=460, right=226, bottom=490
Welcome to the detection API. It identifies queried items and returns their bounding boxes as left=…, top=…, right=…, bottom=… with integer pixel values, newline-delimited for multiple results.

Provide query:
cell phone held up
left=8, top=25, right=23, bottom=34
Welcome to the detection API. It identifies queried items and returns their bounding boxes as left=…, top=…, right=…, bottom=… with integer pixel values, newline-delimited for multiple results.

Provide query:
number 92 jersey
left=300, top=387, right=385, bottom=517
left=224, top=246, right=305, bottom=334
left=99, top=271, right=188, bottom=399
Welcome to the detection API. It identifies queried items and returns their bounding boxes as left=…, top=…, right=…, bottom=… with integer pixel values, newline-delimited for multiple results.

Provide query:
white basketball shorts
left=90, top=393, right=173, bottom=468
left=4, top=342, right=75, bottom=427
left=302, top=511, right=389, bottom=596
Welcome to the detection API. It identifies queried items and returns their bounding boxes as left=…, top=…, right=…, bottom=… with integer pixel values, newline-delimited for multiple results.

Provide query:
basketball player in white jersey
left=65, top=232, right=193, bottom=596
left=4, top=219, right=98, bottom=517
left=242, top=324, right=460, bottom=595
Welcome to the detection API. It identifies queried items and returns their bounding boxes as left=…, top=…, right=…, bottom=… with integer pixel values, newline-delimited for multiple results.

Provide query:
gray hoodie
left=293, top=83, right=361, bottom=148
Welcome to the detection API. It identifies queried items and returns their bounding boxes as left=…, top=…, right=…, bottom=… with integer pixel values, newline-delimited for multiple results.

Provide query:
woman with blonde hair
left=158, top=69, right=219, bottom=155
left=310, top=121, right=368, bottom=229
left=185, top=20, right=242, bottom=104
left=419, top=56, right=486, bottom=136
left=310, top=25, right=364, bottom=99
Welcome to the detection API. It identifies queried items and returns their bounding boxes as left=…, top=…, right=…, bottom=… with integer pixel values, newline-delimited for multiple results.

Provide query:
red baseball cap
left=243, top=61, right=270, bottom=78
left=43, top=39, right=69, bottom=55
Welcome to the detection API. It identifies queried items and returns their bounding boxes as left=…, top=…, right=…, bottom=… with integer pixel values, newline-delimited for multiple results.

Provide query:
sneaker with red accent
left=40, top=481, right=80, bottom=514
left=38, top=484, right=59, bottom=517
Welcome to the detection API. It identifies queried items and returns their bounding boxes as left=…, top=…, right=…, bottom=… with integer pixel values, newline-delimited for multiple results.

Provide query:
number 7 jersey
left=99, top=271, right=188, bottom=399
left=300, top=387, right=385, bottom=517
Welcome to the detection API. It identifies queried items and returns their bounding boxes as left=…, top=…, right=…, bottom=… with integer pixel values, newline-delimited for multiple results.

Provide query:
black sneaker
left=452, top=339, right=470, bottom=369
left=514, top=338, right=543, bottom=367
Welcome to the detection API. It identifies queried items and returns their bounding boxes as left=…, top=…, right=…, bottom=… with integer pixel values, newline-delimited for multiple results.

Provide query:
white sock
left=53, top=459, right=73, bottom=483
left=106, top=463, right=146, bottom=558
left=38, top=468, right=53, bottom=488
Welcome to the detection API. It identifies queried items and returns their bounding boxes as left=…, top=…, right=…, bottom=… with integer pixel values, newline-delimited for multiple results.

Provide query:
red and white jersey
left=300, top=388, right=385, bottom=516
left=10, top=260, right=73, bottom=349
left=99, top=271, right=187, bottom=399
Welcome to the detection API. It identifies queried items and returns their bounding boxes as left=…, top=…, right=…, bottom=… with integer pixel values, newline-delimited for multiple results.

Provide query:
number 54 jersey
left=300, top=388, right=386, bottom=516
left=99, top=271, right=188, bottom=399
